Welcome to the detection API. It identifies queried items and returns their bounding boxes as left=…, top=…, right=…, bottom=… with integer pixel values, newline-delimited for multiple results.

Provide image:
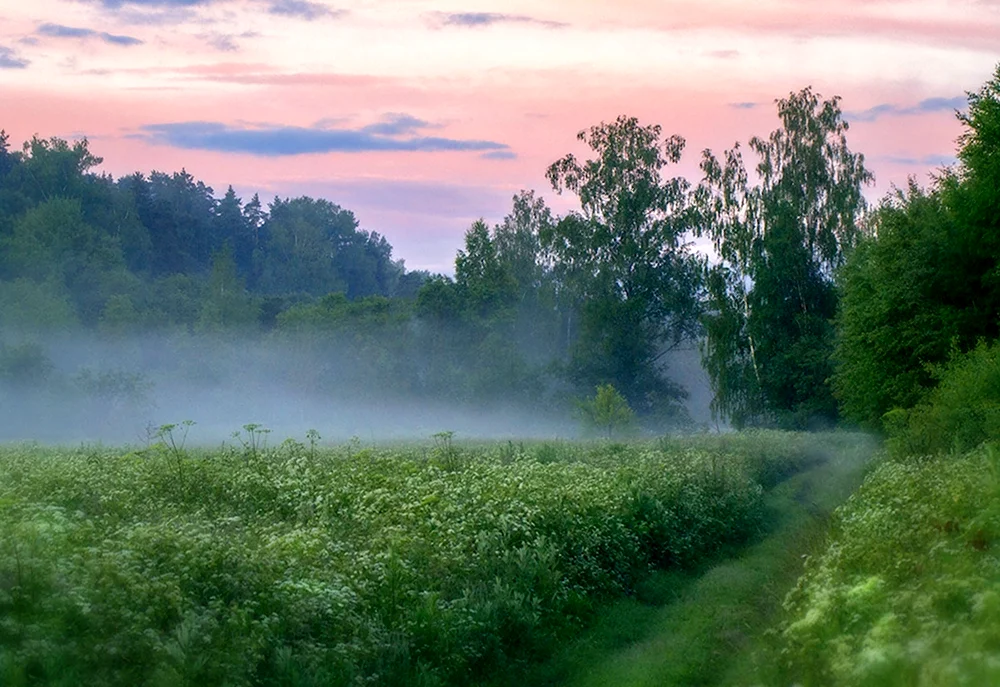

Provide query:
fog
left=0, top=331, right=717, bottom=446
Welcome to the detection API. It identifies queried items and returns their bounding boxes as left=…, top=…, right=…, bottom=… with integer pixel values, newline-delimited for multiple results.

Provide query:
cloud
left=922, top=154, right=959, bottom=166
left=481, top=150, right=517, bottom=160
left=83, top=0, right=212, bottom=25
left=267, top=0, right=342, bottom=20
left=91, top=62, right=398, bottom=89
left=729, top=102, right=757, bottom=109
left=37, top=23, right=143, bottom=46
left=433, top=12, right=566, bottom=29
left=884, top=153, right=958, bottom=167
left=915, top=97, right=968, bottom=113
left=847, top=96, right=967, bottom=122
left=0, top=46, right=29, bottom=69
left=136, top=120, right=511, bottom=156
left=647, top=7, right=1000, bottom=53
left=359, top=113, right=434, bottom=136
left=706, top=49, right=740, bottom=59
left=94, top=0, right=344, bottom=23
left=96, top=0, right=213, bottom=7
left=200, top=31, right=259, bottom=51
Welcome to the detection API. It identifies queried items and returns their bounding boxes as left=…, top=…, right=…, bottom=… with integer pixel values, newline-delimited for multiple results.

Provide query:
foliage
left=954, top=64, right=1000, bottom=228
left=578, top=384, right=636, bottom=438
left=834, top=67, right=1000, bottom=429
left=833, top=184, right=961, bottom=427
left=0, top=433, right=817, bottom=686
left=777, top=446, right=1000, bottom=685
left=196, top=247, right=260, bottom=332
left=0, top=134, right=416, bottom=330
left=0, top=341, right=53, bottom=386
left=697, top=87, right=873, bottom=428
left=884, top=341, right=1000, bottom=457
left=544, top=116, right=704, bottom=417
left=0, top=279, right=79, bottom=331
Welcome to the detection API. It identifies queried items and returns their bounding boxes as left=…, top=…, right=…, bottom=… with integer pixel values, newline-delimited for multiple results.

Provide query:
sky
left=1, top=0, right=998, bottom=273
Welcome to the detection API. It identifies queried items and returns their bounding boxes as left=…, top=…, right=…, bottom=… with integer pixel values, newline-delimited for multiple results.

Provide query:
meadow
left=0, top=429, right=824, bottom=686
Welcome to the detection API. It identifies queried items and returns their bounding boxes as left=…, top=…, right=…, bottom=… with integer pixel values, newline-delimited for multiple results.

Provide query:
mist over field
left=0, top=331, right=715, bottom=445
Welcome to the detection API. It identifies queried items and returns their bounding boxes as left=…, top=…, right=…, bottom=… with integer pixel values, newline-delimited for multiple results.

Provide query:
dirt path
left=496, top=435, right=876, bottom=687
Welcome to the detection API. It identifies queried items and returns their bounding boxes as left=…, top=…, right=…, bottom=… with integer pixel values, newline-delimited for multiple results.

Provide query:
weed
left=232, top=423, right=271, bottom=459
left=153, top=420, right=195, bottom=484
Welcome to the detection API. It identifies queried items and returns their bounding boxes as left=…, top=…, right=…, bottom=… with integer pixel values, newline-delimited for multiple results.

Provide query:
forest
left=1, top=65, right=995, bottom=440
left=1, top=63, right=999, bottom=686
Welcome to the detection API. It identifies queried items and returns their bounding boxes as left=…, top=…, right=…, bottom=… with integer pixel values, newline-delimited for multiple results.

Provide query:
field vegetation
left=1, top=431, right=816, bottom=686
left=776, top=446, right=1000, bottom=686
left=765, top=66, right=1000, bottom=686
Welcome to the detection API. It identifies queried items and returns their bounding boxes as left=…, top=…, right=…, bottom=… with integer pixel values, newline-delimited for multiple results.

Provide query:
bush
left=886, top=341, right=1000, bottom=456
left=0, top=342, right=53, bottom=386
left=777, top=446, right=1000, bottom=685
left=577, top=384, right=636, bottom=439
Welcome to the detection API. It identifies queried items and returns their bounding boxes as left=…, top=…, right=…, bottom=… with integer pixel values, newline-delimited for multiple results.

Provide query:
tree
left=0, top=130, right=24, bottom=238
left=544, top=116, right=703, bottom=417
left=954, top=63, right=1000, bottom=231
left=697, top=87, right=873, bottom=427
left=197, top=246, right=260, bottom=331
left=2, top=197, right=131, bottom=323
left=834, top=65, right=1000, bottom=428
left=336, top=230, right=402, bottom=300
left=493, top=190, right=553, bottom=302
left=13, top=136, right=103, bottom=206
left=255, top=196, right=380, bottom=297
left=0, top=130, right=16, bottom=180
left=214, top=186, right=254, bottom=278
left=0, top=278, right=79, bottom=331
left=493, top=191, right=563, bottom=363
left=455, top=219, right=518, bottom=318
left=578, top=383, right=635, bottom=438
left=124, top=170, right=218, bottom=275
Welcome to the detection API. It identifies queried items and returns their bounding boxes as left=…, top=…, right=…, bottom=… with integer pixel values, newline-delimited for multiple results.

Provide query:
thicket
left=776, top=335, right=1000, bottom=684
left=885, top=341, right=1000, bottom=457
left=0, top=432, right=813, bottom=686
left=777, top=445, right=1000, bottom=685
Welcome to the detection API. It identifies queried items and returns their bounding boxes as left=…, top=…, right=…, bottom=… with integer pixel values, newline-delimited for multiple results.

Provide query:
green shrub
left=777, top=446, right=1000, bottom=685
left=577, top=384, right=636, bottom=439
left=0, top=342, right=53, bottom=386
left=887, top=341, right=1000, bottom=456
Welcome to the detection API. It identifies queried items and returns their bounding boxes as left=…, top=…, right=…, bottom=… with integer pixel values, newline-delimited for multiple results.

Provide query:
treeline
left=2, top=63, right=999, bottom=431
left=0, top=134, right=427, bottom=330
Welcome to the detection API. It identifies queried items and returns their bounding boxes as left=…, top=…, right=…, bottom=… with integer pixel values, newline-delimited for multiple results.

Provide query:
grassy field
left=0, top=430, right=818, bottom=686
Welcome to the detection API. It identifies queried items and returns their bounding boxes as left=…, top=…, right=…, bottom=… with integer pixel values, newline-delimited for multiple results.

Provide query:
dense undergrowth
left=0, top=431, right=814, bottom=686
left=777, top=447, right=1000, bottom=685
left=777, top=344, right=1000, bottom=685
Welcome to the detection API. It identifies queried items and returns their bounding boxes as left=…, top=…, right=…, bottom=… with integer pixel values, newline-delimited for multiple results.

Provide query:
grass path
left=494, top=435, right=877, bottom=687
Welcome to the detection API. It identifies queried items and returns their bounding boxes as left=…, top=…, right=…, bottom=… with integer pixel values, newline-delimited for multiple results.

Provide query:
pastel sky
left=1, top=0, right=998, bottom=273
